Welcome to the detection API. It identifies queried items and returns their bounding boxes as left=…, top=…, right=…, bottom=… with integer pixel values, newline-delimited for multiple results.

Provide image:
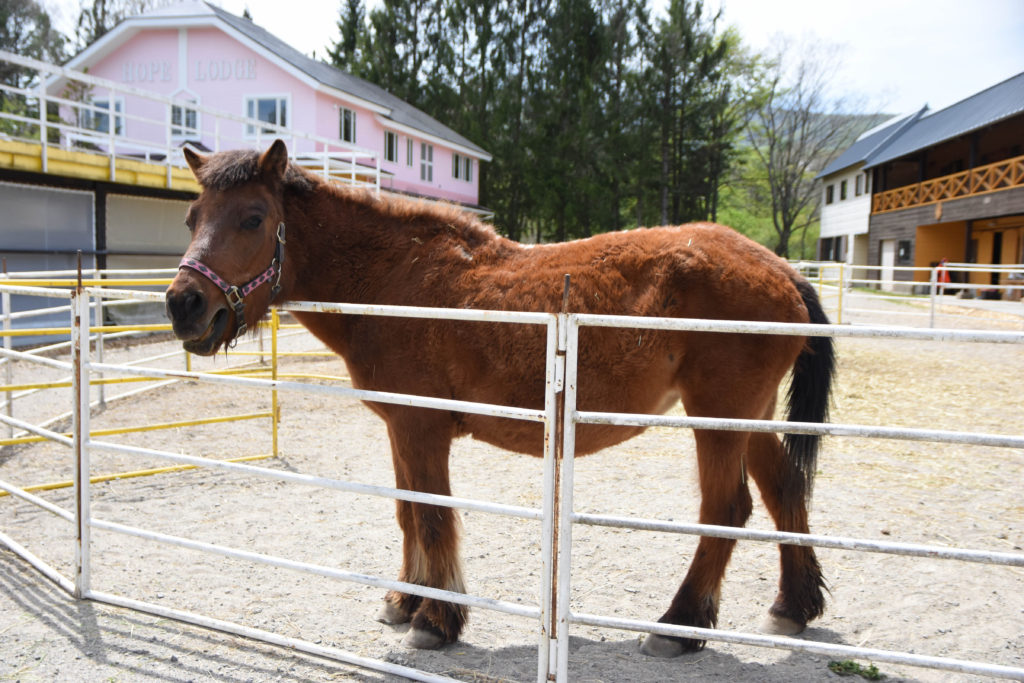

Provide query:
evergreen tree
left=328, top=0, right=366, bottom=75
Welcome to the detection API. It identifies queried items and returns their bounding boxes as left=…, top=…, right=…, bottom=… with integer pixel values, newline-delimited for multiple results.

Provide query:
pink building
left=61, top=1, right=491, bottom=212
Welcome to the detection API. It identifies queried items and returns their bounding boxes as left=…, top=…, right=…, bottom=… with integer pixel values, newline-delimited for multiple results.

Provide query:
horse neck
left=280, top=187, right=400, bottom=305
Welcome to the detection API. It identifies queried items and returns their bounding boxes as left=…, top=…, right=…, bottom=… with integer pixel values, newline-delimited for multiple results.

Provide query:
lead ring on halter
left=178, top=221, right=286, bottom=342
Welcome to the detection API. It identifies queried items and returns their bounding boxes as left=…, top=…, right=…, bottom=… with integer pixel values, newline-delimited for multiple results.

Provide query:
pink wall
left=81, top=23, right=481, bottom=205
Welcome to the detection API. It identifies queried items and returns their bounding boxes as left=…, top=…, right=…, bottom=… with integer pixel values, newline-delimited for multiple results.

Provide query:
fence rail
left=0, top=273, right=1022, bottom=681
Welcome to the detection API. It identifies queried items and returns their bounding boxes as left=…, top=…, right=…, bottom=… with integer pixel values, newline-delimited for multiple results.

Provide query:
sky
left=45, top=0, right=1024, bottom=118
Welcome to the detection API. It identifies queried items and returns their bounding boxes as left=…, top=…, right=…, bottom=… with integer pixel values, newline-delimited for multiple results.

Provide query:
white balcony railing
left=0, top=50, right=381, bottom=191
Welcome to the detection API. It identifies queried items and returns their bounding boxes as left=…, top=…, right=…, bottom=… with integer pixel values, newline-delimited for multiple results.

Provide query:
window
left=855, top=174, right=863, bottom=196
left=897, top=240, right=912, bottom=264
left=82, top=97, right=124, bottom=136
left=245, top=96, right=288, bottom=136
left=420, top=142, right=433, bottom=181
left=406, top=137, right=414, bottom=167
left=864, top=171, right=871, bottom=194
left=339, top=107, right=356, bottom=143
left=171, top=102, right=199, bottom=140
left=825, top=184, right=834, bottom=205
left=453, top=153, right=473, bottom=182
left=840, top=180, right=848, bottom=200
left=384, top=131, right=398, bottom=162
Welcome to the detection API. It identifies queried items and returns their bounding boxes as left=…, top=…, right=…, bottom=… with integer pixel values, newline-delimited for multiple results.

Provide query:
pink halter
left=178, top=221, right=286, bottom=340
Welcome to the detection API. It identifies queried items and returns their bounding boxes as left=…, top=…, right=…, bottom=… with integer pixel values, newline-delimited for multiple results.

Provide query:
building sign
left=122, top=60, right=172, bottom=83
left=194, top=59, right=257, bottom=82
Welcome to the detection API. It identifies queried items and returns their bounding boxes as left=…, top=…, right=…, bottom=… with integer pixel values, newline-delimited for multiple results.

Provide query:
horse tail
left=783, top=277, right=835, bottom=501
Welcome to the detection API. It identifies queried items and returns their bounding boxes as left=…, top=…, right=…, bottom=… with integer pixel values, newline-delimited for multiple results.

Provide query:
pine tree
left=327, top=0, right=366, bottom=75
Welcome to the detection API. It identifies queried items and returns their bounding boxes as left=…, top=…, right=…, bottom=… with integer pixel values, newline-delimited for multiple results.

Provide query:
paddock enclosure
left=0, top=272, right=1022, bottom=682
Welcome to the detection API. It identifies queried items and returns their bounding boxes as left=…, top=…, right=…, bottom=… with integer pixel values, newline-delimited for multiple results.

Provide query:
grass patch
left=828, top=660, right=885, bottom=679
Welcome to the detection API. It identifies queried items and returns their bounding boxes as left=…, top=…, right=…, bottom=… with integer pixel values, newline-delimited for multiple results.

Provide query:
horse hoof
left=376, top=602, right=410, bottom=625
left=402, top=627, right=446, bottom=650
left=761, top=613, right=806, bottom=635
left=640, top=633, right=686, bottom=658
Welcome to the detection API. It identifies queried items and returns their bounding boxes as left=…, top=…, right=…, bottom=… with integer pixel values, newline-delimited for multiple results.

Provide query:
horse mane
left=193, top=149, right=316, bottom=194
left=196, top=148, right=500, bottom=250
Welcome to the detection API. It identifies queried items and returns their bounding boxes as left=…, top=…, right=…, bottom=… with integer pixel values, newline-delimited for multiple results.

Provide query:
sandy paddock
left=0, top=308, right=1022, bottom=682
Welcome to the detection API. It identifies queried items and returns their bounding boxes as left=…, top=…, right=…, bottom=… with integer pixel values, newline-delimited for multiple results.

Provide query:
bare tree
left=75, top=0, right=163, bottom=50
left=745, top=39, right=872, bottom=257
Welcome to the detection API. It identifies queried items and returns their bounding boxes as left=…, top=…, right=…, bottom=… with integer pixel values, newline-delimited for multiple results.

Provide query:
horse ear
left=183, top=146, right=205, bottom=177
left=259, top=139, right=289, bottom=182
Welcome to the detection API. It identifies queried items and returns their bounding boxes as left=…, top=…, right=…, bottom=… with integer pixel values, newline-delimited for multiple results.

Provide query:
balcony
left=872, top=153, right=1024, bottom=214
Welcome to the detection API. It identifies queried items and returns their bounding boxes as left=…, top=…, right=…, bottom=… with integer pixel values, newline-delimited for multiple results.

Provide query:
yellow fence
left=0, top=272, right=335, bottom=498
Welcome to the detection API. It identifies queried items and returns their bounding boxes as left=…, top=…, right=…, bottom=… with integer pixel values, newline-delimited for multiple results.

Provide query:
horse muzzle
left=165, top=279, right=232, bottom=356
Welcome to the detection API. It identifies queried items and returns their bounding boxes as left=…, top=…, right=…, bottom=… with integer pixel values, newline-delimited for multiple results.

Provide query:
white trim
left=374, top=114, right=491, bottom=162
left=177, top=28, right=188, bottom=91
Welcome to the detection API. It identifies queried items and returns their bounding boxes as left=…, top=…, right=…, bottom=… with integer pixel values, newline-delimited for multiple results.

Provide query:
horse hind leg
left=641, top=428, right=754, bottom=657
left=746, top=429, right=827, bottom=634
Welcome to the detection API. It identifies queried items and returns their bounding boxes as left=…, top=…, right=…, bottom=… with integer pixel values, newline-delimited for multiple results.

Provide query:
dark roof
left=863, top=71, right=1024, bottom=168
left=819, top=71, right=1024, bottom=176
left=816, top=109, right=926, bottom=178
left=205, top=3, right=489, bottom=158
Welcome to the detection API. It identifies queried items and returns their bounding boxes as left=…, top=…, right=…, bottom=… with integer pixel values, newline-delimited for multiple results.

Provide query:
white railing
left=792, top=261, right=1024, bottom=329
left=0, top=50, right=380, bottom=190
left=1, top=277, right=1023, bottom=681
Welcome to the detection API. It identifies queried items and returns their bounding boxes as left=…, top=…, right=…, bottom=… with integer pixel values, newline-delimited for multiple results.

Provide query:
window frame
left=384, top=130, right=398, bottom=163
left=840, top=179, right=848, bottom=201
left=170, top=99, right=200, bottom=141
left=420, top=142, right=433, bottom=182
left=406, top=137, right=414, bottom=167
left=82, top=96, right=125, bottom=136
left=339, top=106, right=356, bottom=144
left=825, top=184, right=834, bottom=205
left=243, top=94, right=290, bottom=138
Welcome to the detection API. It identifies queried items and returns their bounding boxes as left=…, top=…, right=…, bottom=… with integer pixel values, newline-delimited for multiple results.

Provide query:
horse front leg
left=642, top=428, right=753, bottom=657
left=375, top=413, right=467, bottom=649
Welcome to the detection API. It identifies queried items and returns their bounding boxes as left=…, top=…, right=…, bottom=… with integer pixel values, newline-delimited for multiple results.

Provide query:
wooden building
left=817, top=72, right=1024, bottom=292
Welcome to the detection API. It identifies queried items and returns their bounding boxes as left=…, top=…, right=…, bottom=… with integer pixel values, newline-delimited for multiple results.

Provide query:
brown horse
left=165, top=140, right=834, bottom=657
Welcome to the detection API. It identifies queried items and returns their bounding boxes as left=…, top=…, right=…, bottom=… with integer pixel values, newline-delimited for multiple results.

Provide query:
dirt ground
left=0, top=306, right=1022, bottom=682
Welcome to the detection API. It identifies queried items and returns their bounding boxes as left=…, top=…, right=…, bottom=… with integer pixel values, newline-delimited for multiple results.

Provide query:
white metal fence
left=793, top=261, right=1024, bottom=329
left=1, top=277, right=1023, bottom=681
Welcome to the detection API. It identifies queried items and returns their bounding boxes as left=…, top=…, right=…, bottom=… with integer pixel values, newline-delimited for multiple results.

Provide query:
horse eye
left=242, top=215, right=264, bottom=231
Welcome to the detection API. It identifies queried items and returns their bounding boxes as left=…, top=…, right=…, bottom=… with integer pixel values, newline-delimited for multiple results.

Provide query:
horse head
left=165, top=139, right=290, bottom=356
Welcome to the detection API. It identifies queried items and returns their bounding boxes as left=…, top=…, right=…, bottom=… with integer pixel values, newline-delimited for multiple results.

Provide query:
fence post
left=837, top=262, right=844, bottom=325
left=271, top=308, right=279, bottom=459
left=553, top=310, right=580, bottom=682
left=94, top=275, right=106, bottom=408
left=929, top=266, right=939, bottom=328
left=2, top=286, right=11, bottom=439
left=37, top=79, right=48, bottom=173
left=71, top=285, right=92, bottom=599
